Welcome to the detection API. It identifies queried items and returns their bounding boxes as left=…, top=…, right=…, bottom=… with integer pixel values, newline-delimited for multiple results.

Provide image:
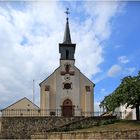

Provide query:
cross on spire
left=65, top=8, right=70, bottom=21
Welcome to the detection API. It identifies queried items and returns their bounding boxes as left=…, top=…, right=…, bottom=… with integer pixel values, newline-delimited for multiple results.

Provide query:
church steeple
left=59, top=8, right=76, bottom=60
left=63, top=18, right=71, bottom=44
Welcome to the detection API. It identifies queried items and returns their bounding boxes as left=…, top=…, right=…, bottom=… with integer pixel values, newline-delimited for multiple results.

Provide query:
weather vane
left=65, top=8, right=70, bottom=21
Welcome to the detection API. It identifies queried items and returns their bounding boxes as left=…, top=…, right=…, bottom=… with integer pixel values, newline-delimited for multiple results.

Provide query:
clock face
left=64, top=74, right=70, bottom=81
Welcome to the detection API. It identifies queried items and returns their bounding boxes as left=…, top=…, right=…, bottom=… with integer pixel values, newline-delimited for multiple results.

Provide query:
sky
left=0, top=1, right=140, bottom=111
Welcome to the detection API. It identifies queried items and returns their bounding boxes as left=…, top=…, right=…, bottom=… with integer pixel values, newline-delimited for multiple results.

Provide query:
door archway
left=62, top=99, right=74, bottom=117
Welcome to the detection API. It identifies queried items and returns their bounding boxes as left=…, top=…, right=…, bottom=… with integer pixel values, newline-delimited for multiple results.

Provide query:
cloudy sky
left=0, top=1, right=140, bottom=111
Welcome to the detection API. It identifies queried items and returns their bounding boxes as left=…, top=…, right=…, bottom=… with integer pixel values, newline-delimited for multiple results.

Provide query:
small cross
left=65, top=8, right=70, bottom=20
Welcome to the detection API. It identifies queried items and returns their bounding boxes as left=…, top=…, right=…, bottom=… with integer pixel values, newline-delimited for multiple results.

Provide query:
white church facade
left=39, top=17, right=94, bottom=117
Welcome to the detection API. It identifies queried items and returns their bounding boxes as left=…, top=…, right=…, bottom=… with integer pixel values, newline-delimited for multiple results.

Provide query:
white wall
left=40, top=59, right=94, bottom=116
left=114, top=104, right=136, bottom=120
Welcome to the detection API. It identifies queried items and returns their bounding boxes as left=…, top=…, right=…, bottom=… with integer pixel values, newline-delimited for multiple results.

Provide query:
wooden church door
left=62, top=99, right=73, bottom=117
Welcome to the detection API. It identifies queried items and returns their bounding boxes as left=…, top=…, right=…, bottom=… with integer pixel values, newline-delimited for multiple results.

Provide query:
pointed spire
left=63, top=8, right=71, bottom=44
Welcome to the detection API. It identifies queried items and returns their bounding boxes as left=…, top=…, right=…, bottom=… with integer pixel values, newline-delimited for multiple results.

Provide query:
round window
left=64, top=74, right=70, bottom=81
left=64, top=83, right=71, bottom=89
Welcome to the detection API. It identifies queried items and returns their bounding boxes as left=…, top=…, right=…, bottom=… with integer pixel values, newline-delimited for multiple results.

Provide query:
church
left=1, top=12, right=94, bottom=117
left=39, top=15, right=94, bottom=117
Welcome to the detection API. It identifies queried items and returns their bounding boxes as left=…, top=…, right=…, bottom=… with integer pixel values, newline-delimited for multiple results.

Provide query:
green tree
left=119, top=72, right=140, bottom=120
left=100, top=91, right=123, bottom=112
left=101, top=71, right=140, bottom=120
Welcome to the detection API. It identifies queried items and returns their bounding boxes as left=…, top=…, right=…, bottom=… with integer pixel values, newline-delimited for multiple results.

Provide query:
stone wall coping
left=33, top=129, right=140, bottom=135
left=31, top=129, right=140, bottom=139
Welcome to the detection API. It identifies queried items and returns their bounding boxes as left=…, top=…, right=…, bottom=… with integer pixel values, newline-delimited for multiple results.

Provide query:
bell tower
left=59, top=8, right=76, bottom=61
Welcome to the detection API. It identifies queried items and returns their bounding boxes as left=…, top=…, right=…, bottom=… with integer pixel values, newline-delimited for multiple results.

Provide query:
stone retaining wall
left=0, top=116, right=117, bottom=139
left=1, top=116, right=82, bottom=139
left=31, top=130, right=140, bottom=139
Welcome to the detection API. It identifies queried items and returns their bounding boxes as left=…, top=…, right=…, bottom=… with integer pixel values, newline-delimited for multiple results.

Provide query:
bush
left=100, top=119, right=116, bottom=125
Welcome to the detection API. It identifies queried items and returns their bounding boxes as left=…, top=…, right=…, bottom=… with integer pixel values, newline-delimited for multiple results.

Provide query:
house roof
left=1, top=97, right=39, bottom=111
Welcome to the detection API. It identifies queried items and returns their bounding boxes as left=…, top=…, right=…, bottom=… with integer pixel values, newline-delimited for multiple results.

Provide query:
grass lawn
left=75, top=120, right=140, bottom=132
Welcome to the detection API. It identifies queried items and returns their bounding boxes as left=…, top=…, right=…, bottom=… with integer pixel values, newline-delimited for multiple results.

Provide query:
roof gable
left=75, top=66, right=95, bottom=86
left=39, top=66, right=60, bottom=86
left=2, top=97, right=39, bottom=111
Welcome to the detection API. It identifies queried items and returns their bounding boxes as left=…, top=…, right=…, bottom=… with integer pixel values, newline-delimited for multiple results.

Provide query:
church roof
left=39, top=67, right=60, bottom=86
left=39, top=66, right=95, bottom=87
left=75, top=66, right=95, bottom=86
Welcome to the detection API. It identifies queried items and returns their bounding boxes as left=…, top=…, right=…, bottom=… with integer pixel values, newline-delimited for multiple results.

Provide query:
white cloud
left=0, top=2, right=124, bottom=108
left=84, top=1, right=122, bottom=40
left=108, top=64, right=122, bottom=77
left=124, top=67, right=136, bottom=75
left=74, top=1, right=123, bottom=77
left=118, top=56, right=129, bottom=63
left=94, top=73, right=107, bottom=83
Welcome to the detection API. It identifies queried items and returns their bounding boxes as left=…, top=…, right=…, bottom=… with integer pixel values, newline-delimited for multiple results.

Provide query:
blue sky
left=94, top=2, right=140, bottom=104
left=95, top=2, right=140, bottom=105
left=0, top=1, right=140, bottom=111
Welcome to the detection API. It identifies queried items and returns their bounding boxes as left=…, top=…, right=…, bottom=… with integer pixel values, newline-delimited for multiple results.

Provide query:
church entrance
left=62, top=99, right=74, bottom=117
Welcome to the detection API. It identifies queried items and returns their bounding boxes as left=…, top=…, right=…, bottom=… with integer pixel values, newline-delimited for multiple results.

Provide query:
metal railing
left=0, top=109, right=134, bottom=119
left=0, top=109, right=101, bottom=117
left=1, top=109, right=60, bottom=117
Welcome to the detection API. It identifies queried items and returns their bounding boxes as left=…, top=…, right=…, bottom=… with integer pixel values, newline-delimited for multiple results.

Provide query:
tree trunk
left=136, top=105, right=139, bottom=121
